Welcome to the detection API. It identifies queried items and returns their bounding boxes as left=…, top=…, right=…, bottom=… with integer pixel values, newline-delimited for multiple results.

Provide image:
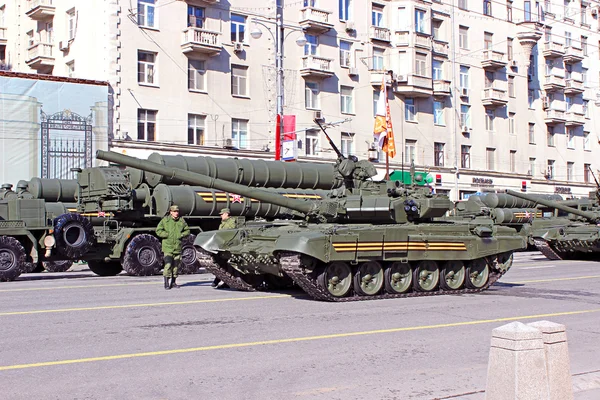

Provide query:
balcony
left=544, top=109, right=566, bottom=125
left=565, top=111, right=585, bottom=126
left=0, top=27, right=6, bottom=45
left=542, top=41, right=565, bottom=58
left=481, top=87, right=508, bottom=107
left=563, top=46, right=584, bottom=64
left=393, top=74, right=433, bottom=97
left=432, top=40, right=449, bottom=57
left=433, top=80, right=451, bottom=97
left=414, top=33, right=431, bottom=49
left=543, top=74, right=565, bottom=92
left=181, top=27, right=222, bottom=56
left=299, top=7, right=333, bottom=34
left=25, top=42, right=55, bottom=70
left=300, top=55, right=334, bottom=79
left=370, top=26, right=391, bottom=42
left=369, top=71, right=393, bottom=86
left=25, top=0, right=55, bottom=20
left=481, top=50, right=507, bottom=69
left=564, top=79, right=584, bottom=94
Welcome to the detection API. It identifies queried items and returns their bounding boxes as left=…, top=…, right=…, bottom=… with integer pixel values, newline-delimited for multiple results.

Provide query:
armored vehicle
left=96, top=148, right=526, bottom=302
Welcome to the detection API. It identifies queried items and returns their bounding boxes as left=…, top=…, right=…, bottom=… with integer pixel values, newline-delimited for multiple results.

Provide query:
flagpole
left=385, top=150, right=390, bottom=180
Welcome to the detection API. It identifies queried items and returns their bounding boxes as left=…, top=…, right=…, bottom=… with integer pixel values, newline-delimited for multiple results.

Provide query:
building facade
left=1, top=0, right=599, bottom=199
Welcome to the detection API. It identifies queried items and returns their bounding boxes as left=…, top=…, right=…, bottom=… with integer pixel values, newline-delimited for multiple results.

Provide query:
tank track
left=279, top=252, right=504, bottom=302
left=533, top=239, right=563, bottom=260
left=196, top=250, right=257, bottom=291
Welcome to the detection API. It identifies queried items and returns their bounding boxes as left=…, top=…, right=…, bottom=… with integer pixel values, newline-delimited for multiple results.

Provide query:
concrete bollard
left=528, top=321, right=573, bottom=400
left=485, top=321, right=550, bottom=400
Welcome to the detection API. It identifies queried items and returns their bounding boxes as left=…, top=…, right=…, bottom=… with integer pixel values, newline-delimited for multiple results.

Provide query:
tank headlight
left=44, top=235, right=56, bottom=248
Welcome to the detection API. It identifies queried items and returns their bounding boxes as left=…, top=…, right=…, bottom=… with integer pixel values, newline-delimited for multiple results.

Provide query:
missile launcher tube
left=505, top=190, right=599, bottom=222
left=28, top=177, right=79, bottom=202
left=491, top=208, right=541, bottom=224
left=135, top=152, right=341, bottom=190
left=481, top=193, right=563, bottom=208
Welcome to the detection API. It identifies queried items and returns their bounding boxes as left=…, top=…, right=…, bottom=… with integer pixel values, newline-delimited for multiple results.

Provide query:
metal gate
left=40, top=110, right=93, bottom=179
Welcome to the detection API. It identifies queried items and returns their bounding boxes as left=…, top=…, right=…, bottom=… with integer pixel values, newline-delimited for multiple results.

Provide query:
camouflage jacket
left=219, top=217, right=236, bottom=230
left=156, top=216, right=190, bottom=254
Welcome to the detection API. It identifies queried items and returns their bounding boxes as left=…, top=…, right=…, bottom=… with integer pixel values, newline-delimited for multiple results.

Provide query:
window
left=339, top=0, right=352, bottom=21
left=528, top=90, right=535, bottom=108
left=415, top=53, right=427, bottom=76
left=565, top=96, right=573, bottom=112
left=432, top=60, right=443, bottom=80
left=459, top=66, right=469, bottom=88
left=459, top=26, right=468, bottom=49
left=138, top=0, right=156, bottom=28
left=340, top=41, right=352, bottom=67
left=188, top=114, right=205, bottom=145
left=582, top=101, right=589, bottom=119
left=581, top=6, right=587, bottom=25
left=341, top=132, right=354, bottom=157
left=66, top=61, right=75, bottom=78
left=484, top=32, right=493, bottom=49
left=372, top=48, right=384, bottom=70
left=485, top=71, right=494, bottom=88
left=67, top=8, right=76, bottom=40
left=460, top=104, right=470, bottom=127
left=510, top=150, right=516, bottom=172
left=582, top=68, right=588, bottom=86
left=508, top=76, right=515, bottom=97
left=547, top=126, right=555, bottom=147
left=304, top=0, right=316, bottom=6
left=484, top=0, right=492, bottom=16
left=507, top=0, right=513, bottom=21
left=231, top=14, right=246, bottom=43
left=544, top=0, right=551, bottom=14
left=565, top=31, right=572, bottom=47
left=432, top=20, right=442, bottom=40
left=231, top=65, right=248, bottom=97
left=45, top=21, right=53, bottom=43
left=304, top=34, right=318, bottom=56
left=231, top=119, right=248, bottom=149
left=405, top=98, right=416, bottom=122
left=529, top=158, right=536, bottom=176
left=486, top=148, right=496, bottom=170
left=137, top=109, right=156, bottom=141
left=565, top=64, right=572, bottom=80
left=584, top=131, right=590, bottom=150
left=485, top=109, right=495, bottom=131
left=305, top=82, right=320, bottom=109
left=567, top=162, right=574, bottom=181
left=415, top=9, right=426, bottom=33
left=581, top=36, right=588, bottom=55
left=459, top=0, right=468, bottom=10
left=508, top=113, right=515, bottom=134
left=507, top=38, right=513, bottom=60
left=433, top=101, right=444, bottom=125
left=0, top=6, right=4, bottom=28
left=567, top=128, right=575, bottom=149
left=305, top=130, right=320, bottom=155
left=434, top=142, right=445, bottom=166
left=528, top=123, right=535, bottom=144
left=188, top=6, right=205, bottom=28
left=372, top=5, right=384, bottom=27
left=340, top=86, right=353, bottom=114
left=188, top=60, right=206, bottom=92
left=137, top=51, right=156, bottom=85
left=405, top=139, right=417, bottom=164
left=545, top=59, right=553, bottom=76
left=584, top=163, right=591, bottom=183
left=528, top=55, right=535, bottom=77
left=524, top=1, right=531, bottom=21
left=373, top=89, right=379, bottom=116
left=461, top=145, right=471, bottom=169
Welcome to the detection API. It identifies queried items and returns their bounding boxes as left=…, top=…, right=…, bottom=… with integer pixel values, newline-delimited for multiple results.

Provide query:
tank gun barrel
left=96, top=151, right=314, bottom=216
left=505, top=190, right=599, bottom=222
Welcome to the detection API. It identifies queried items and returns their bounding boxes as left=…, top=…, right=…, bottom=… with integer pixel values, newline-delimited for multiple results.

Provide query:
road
left=1, top=252, right=599, bottom=400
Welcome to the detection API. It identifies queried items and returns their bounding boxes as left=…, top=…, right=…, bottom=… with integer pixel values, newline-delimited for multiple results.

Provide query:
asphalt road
left=1, top=252, right=599, bottom=400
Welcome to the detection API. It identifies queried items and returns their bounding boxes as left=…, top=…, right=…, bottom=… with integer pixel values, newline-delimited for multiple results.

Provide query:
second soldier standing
left=156, top=205, right=190, bottom=290
left=212, top=208, right=235, bottom=288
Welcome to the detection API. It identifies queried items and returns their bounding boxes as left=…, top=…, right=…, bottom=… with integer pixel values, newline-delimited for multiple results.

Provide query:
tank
left=96, top=149, right=526, bottom=302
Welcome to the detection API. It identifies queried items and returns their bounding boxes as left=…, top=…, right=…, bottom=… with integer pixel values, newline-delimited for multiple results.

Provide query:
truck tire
left=179, top=234, right=201, bottom=274
left=54, top=213, right=94, bottom=259
left=87, top=260, right=123, bottom=276
left=43, top=260, right=74, bottom=272
left=122, top=234, right=163, bottom=276
left=0, top=236, right=26, bottom=281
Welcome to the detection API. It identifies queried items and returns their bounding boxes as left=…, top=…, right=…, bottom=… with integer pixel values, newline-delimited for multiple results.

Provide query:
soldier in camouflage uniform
left=212, top=208, right=235, bottom=288
left=156, top=205, right=190, bottom=290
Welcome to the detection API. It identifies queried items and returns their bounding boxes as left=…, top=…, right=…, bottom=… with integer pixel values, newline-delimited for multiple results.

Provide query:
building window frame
left=405, top=98, right=416, bottom=122
left=459, top=26, right=468, bottom=49
left=137, top=0, right=157, bottom=29
left=137, top=50, right=157, bottom=86
left=510, top=150, right=516, bottom=172
left=461, top=145, right=471, bottom=169
left=231, top=65, right=248, bottom=97
left=340, top=40, right=352, bottom=68
left=340, top=86, right=354, bottom=114
left=433, top=101, right=444, bottom=125
left=305, top=82, right=320, bottom=110
left=188, top=5, right=205, bottom=28
left=188, top=114, right=206, bottom=145
left=188, top=59, right=206, bottom=92
left=231, top=14, right=247, bottom=43
left=341, top=132, right=354, bottom=157
left=584, top=131, right=591, bottom=151
left=486, top=148, right=496, bottom=170
left=405, top=139, right=417, bottom=164
left=434, top=142, right=445, bottom=167
left=137, top=109, right=157, bottom=141
left=528, top=123, right=535, bottom=144
left=305, top=129, right=320, bottom=156
left=231, top=119, right=248, bottom=149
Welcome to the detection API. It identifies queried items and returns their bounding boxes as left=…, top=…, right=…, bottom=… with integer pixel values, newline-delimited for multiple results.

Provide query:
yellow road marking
left=0, top=294, right=292, bottom=317
left=506, top=275, right=600, bottom=284
left=0, top=279, right=210, bottom=293
left=1, top=308, right=598, bottom=371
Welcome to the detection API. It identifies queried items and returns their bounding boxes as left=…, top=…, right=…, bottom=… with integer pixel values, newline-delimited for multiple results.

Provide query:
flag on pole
left=373, top=76, right=396, bottom=158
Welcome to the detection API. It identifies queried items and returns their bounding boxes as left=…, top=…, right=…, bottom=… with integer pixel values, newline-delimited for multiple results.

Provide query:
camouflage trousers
left=163, top=253, right=181, bottom=278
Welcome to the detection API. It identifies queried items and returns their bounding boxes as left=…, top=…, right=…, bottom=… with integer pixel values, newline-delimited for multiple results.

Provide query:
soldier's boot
left=164, top=276, right=171, bottom=290
left=170, top=276, right=180, bottom=289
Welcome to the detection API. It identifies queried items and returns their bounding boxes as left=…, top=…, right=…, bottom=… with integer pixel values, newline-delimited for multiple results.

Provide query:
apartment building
left=1, top=0, right=599, bottom=199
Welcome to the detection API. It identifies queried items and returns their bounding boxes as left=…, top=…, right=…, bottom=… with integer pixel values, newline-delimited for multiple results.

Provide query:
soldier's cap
left=170, top=205, right=180, bottom=212
left=219, top=208, right=231, bottom=215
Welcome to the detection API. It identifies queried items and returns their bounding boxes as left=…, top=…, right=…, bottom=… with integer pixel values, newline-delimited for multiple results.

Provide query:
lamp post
left=250, top=1, right=307, bottom=161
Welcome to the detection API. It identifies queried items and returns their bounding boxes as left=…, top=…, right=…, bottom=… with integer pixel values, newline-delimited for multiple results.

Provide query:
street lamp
left=250, top=5, right=307, bottom=161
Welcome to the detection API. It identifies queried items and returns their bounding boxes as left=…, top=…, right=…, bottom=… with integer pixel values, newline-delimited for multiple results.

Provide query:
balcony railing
left=300, top=55, right=334, bottom=78
left=395, top=31, right=410, bottom=46
left=25, top=42, right=55, bottom=69
left=26, top=0, right=55, bottom=20
left=181, top=27, right=222, bottom=56
left=543, top=74, right=565, bottom=91
left=433, top=80, right=451, bottom=96
left=542, top=41, right=565, bottom=58
left=0, top=27, right=6, bottom=42
left=414, top=33, right=431, bottom=48
left=544, top=109, right=566, bottom=124
left=299, top=6, right=333, bottom=33
left=481, top=87, right=508, bottom=106
left=565, top=111, right=585, bottom=126
left=370, top=26, right=391, bottom=42
left=481, top=50, right=507, bottom=69
left=564, top=79, right=584, bottom=93
left=432, top=40, right=449, bottom=56
left=563, top=46, right=584, bottom=63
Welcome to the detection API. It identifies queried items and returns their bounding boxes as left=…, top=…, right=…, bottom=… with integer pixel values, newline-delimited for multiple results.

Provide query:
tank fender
left=273, top=232, right=330, bottom=263
left=194, top=230, right=241, bottom=254
left=109, top=228, right=137, bottom=259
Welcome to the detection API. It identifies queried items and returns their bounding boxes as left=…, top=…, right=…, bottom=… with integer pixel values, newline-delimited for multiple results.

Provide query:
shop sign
left=554, top=186, right=572, bottom=195
left=471, top=177, right=494, bottom=187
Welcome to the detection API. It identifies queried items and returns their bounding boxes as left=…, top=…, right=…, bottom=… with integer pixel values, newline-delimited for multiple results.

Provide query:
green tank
left=96, top=149, right=526, bottom=302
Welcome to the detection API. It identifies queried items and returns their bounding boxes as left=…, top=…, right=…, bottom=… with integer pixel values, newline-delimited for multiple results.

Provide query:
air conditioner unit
left=460, top=87, right=469, bottom=97
left=591, top=7, right=598, bottom=16
left=233, top=42, right=244, bottom=52
left=59, top=41, right=69, bottom=51
left=542, top=97, right=550, bottom=109
left=461, top=125, right=470, bottom=133
left=510, top=60, right=518, bottom=67
left=224, top=138, right=233, bottom=148
left=313, top=110, right=324, bottom=121
left=348, top=67, right=359, bottom=76
left=345, top=21, right=356, bottom=31
left=394, top=74, right=407, bottom=82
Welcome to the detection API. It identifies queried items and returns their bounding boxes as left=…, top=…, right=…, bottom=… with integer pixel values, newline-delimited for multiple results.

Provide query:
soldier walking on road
left=156, top=205, right=190, bottom=290
left=212, top=208, right=235, bottom=288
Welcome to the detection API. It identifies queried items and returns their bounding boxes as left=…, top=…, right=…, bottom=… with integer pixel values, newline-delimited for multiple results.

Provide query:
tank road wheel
left=0, top=236, right=26, bottom=282
left=317, top=262, right=353, bottom=298
left=384, top=262, right=412, bottom=294
left=353, top=261, right=384, bottom=296
left=412, top=261, right=440, bottom=292
left=123, top=234, right=164, bottom=276
left=465, top=259, right=490, bottom=289
left=440, top=260, right=466, bottom=291
left=53, top=213, right=94, bottom=259
left=43, top=260, right=74, bottom=272
left=495, top=252, right=514, bottom=273
left=179, top=234, right=201, bottom=275
left=87, top=260, right=123, bottom=277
